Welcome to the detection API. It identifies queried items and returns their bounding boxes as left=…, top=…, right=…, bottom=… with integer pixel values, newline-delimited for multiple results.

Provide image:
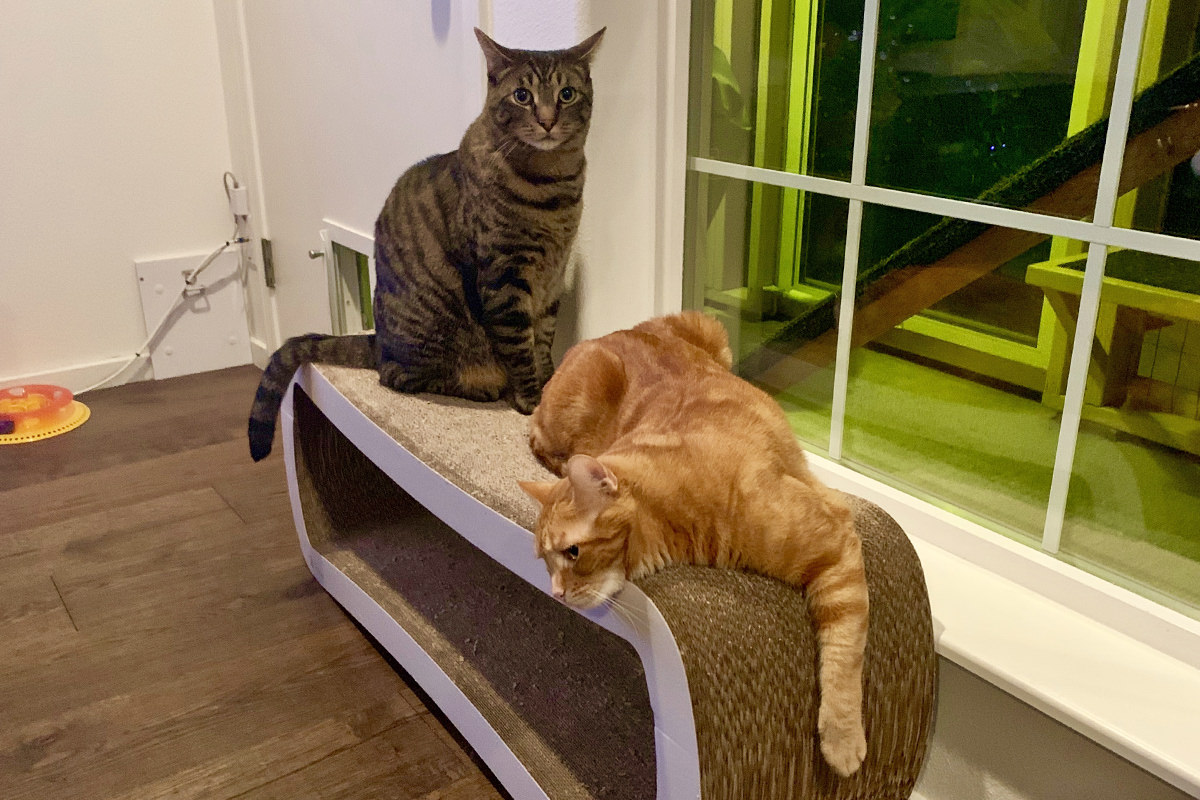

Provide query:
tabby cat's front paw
left=511, top=391, right=540, bottom=415
left=456, top=384, right=503, bottom=403
left=818, top=704, right=866, bottom=777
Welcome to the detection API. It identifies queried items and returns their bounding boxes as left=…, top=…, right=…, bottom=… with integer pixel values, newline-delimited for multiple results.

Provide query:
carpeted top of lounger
left=315, top=364, right=552, bottom=529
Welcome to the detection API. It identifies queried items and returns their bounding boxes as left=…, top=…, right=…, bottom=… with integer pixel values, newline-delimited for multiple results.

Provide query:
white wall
left=0, top=1, right=236, bottom=390
left=211, top=0, right=277, bottom=365
left=576, top=0, right=679, bottom=340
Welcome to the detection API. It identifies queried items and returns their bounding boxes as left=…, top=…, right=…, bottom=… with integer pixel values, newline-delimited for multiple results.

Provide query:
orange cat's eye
left=513, top=88, right=532, bottom=105
left=563, top=545, right=579, bottom=561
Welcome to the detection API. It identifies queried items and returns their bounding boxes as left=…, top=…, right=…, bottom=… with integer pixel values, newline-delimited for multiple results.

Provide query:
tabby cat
left=247, top=27, right=605, bottom=461
left=519, top=311, right=870, bottom=777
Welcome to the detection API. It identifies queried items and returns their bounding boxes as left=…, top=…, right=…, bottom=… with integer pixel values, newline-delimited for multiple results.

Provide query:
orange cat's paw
left=818, top=705, right=866, bottom=777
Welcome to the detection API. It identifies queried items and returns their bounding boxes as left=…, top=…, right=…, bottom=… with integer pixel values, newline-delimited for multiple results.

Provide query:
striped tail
left=247, top=333, right=377, bottom=461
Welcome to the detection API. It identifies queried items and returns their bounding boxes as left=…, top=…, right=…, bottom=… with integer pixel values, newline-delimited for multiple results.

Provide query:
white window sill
left=808, top=454, right=1200, bottom=797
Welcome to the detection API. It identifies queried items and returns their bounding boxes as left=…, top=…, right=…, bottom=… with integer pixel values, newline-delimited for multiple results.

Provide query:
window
left=330, top=242, right=374, bottom=334
left=321, top=221, right=376, bottom=336
left=685, top=0, right=1200, bottom=614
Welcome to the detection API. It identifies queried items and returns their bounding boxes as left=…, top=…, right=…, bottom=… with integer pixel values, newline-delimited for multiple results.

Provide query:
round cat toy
left=0, top=384, right=90, bottom=444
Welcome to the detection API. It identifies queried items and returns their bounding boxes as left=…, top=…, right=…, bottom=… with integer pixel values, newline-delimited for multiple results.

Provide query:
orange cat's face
left=519, top=456, right=627, bottom=609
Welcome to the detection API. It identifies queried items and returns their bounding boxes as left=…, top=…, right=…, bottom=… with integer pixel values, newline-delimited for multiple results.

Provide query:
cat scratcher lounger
left=282, top=363, right=937, bottom=799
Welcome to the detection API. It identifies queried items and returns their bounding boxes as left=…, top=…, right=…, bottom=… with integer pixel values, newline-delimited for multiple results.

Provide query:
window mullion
left=691, top=156, right=1200, bottom=264
left=1041, top=0, right=1151, bottom=554
left=828, top=0, right=882, bottom=460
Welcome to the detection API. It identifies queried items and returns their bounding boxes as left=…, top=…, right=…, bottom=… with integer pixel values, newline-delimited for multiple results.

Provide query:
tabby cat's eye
left=558, top=87, right=576, bottom=103
left=513, top=88, right=532, bottom=105
left=563, top=545, right=579, bottom=561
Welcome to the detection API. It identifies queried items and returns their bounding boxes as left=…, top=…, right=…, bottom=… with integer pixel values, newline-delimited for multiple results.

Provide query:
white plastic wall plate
left=135, top=252, right=252, bottom=380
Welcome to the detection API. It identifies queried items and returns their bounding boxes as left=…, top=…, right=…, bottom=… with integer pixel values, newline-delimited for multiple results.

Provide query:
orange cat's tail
left=632, top=311, right=733, bottom=370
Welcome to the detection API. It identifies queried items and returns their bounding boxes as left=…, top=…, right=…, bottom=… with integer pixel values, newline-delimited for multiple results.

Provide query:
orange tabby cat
left=518, top=311, right=870, bottom=777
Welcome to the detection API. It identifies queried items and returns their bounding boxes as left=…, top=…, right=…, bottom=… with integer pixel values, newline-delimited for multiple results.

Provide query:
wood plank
left=211, top=472, right=292, bottom=524
left=0, top=535, right=350, bottom=724
left=419, top=773, right=510, bottom=800
left=0, top=365, right=508, bottom=800
left=0, top=565, right=367, bottom=728
left=0, top=365, right=264, bottom=491
left=757, top=101, right=1200, bottom=390
left=0, top=627, right=420, bottom=800
left=0, top=572, right=65, bottom=628
left=0, top=439, right=278, bottom=536
left=55, top=534, right=304, bottom=636
left=103, top=717, right=365, bottom=800
left=0, top=603, right=78, bottom=670
left=0, top=487, right=231, bottom=562
left=233, top=714, right=481, bottom=800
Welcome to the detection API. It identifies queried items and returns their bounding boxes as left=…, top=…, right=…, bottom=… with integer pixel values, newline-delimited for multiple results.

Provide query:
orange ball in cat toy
left=0, top=384, right=90, bottom=444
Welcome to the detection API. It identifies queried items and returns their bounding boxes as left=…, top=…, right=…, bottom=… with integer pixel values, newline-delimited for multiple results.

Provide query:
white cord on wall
left=78, top=173, right=251, bottom=396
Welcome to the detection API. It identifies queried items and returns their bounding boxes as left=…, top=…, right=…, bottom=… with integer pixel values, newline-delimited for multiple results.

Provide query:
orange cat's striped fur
left=519, top=311, right=870, bottom=777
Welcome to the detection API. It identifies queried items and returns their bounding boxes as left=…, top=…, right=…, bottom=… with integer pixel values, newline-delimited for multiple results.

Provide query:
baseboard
left=0, top=355, right=154, bottom=395
left=2, top=349, right=262, bottom=395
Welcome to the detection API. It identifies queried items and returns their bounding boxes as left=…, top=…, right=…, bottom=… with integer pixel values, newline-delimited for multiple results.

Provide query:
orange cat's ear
left=519, top=480, right=557, bottom=507
left=565, top=455, right=618, bottom=512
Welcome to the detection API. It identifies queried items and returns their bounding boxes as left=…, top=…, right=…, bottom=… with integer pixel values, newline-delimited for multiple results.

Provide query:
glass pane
left=689, top=0, right=1153, bottom=211
left=867, top=0, right=1122, bottom=226
left=1116, top=0, right=1200, bottom=241
left=840, top=207, right=1091, bottom=539
left=689, top=0, right=866, bottom=179
left=357, top=251, right=374, bottom=330
left=1059, top=246, right=1200, bottom=614
left=684, top=171, right=849, bottom=452
left=331, top=242, right=370, bottom=336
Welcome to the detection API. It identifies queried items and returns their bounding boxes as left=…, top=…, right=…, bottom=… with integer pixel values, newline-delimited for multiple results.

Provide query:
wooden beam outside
left=753, top=100, right=1200, bottom=392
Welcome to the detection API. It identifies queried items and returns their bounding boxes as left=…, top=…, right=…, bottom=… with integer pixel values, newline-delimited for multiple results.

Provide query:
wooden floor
left=0, top=366, right=507, bottom=800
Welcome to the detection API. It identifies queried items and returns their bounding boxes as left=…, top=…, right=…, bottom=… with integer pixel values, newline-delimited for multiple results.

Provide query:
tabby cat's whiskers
left=489, top=133, right=522, bottom=170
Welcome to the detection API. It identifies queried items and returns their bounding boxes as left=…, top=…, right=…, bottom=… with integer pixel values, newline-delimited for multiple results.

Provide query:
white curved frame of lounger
left=281, top=365, right=702, bottom=800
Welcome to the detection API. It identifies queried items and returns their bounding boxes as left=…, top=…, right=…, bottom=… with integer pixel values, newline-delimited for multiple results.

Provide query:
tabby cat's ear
left=566, top=455, right=618, bottom=512
left=474, top=28, right=519, bottom=79
left=566, top=28, right=606, bottom=63
left=519, top=480, right=558, bottom=507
